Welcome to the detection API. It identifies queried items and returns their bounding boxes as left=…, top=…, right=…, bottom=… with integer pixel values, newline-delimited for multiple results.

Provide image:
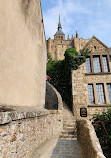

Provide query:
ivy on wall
left=47, top=48, right=91, bottom=108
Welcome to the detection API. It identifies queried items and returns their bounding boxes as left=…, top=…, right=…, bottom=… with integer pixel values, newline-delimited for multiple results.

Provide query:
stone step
left=62, top=131, right=75, bottom=135
left=63, top=118, right=74, bottom=121
left=63, top=121, right=75, bottom=124
left=63, top=117, right=74, bottom=119
left=63, top=118, right=75, bottom=120
left=63, top=127, right=75, bottom=131
left=63, top=117, right=75, bottom=120
left=59, top=134, right=77, bottom=139
left=63, top=124, right=75, bottom=128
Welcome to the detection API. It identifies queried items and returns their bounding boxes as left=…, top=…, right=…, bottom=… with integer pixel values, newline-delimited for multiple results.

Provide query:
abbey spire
left=58, top=14, right=62, bottom=30
left=54, top=14, right=65, bottom=36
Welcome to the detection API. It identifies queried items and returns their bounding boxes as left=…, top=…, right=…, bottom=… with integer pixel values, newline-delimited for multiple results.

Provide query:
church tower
left=54, top=15, right=65, bottom=40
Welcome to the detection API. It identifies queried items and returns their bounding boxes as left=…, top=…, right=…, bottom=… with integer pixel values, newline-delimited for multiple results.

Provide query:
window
left=93, top=56, right=101, bottom=73
left=61, top=36, right=63, bottom=39
left=107, top=83, right=111, bottom=103
left=88, top=84, right=95, bottom=104
left=96, top=84, right=105, bottom=104
left=94, top=46, right=96, bottom=50
left=86, top=57, right=91, bottom=73
left=102, top=56, right=109, bottom=72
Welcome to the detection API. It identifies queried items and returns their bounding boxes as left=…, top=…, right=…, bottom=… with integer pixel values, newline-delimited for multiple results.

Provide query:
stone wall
left=45, top=81, right=63, bottom=110
left=74, top=37, right=89, bottom=52
left=72, top=36, right=111, bottom=118
left=47, top=36, right=89, bottom=61
left=47, top=38, right=71, bottom=60
left=77, top=119, right=105, bottom=158
left=72, top=62, right=111, bottom=118
left=0, top=107, right=63, bottom=158
left=0, top=0, right=46, bottom=107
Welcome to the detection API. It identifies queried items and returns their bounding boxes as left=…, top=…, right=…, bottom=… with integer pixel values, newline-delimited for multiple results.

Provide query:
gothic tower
left=54, top=15, right=65, bottom=40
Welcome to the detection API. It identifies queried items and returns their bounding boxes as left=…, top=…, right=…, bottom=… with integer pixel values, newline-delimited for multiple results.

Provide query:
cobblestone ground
left=50, top=138, right=82, bottom=158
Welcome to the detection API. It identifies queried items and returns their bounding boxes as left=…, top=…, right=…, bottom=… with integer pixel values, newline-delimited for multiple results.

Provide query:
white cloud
left=43, top=0, right=91, bottom=39
left=42, top=0, right=111, bottom=46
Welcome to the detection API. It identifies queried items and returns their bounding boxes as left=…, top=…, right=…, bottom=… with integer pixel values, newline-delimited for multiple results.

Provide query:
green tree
left=47, top=48, right=91, bottom=108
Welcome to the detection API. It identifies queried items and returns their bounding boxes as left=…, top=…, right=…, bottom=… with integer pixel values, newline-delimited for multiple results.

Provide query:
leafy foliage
left=47, top=48, right=91, bottom=108
left=92, top=108, right=111, bottom=157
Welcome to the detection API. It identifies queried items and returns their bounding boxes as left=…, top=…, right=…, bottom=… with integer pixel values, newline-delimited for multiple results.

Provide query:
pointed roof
left=76, top=30, right=78, bottom=38
left=58, top=14, right=62, bottom=29
left=84, top=36, right=108, bottom=49
left=55, top=15, right=65, bottom=35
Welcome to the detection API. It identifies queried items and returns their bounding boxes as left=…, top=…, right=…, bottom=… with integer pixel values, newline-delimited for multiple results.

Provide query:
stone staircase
left=60, top=103, right=77, bottom=139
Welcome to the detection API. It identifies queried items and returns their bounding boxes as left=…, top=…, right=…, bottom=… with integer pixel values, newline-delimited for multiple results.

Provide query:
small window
left=96, top=84, right=105, bottom=104
left=61, top=36, right=63, bottom=39
left=88, top=84, right=95, bottom=104
left=61, top=41, right=62, bottom=43
left=86, top=57, right=91, bottom=73
left=102, top=55, right=109, bottom=72
left=59, top=36, right=60, bottom=38
left=93, top=56, right=101, bottom=73
left=94, top=46, right=96, bottom=50
left=107, top=83, right=111, bottom=103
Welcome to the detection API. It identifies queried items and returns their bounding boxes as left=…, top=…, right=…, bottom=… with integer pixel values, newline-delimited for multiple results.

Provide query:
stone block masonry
left=77, top=119, right=105, bottom=158
left=0, top=107, right=63, bottom=158
left=72, top=36, right=111, bottom=118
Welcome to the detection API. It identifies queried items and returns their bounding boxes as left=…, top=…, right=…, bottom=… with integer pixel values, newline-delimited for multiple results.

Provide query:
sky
left=41, top=0, right=111, bottom=47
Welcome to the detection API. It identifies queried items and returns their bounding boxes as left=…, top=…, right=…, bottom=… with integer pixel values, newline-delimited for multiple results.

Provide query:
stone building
left=47, top=15, right=89, bottom=60
left=0, top=0, right=47, bottom=107
left=72, top=36, right=111, bottom=118
left=0, top=1, right=63, bottom=157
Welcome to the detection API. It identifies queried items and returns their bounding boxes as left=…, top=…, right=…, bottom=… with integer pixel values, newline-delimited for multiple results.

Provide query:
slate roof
left=55, top=28, right=65, bottom=35
left=55, top=15, right=65, bottom=35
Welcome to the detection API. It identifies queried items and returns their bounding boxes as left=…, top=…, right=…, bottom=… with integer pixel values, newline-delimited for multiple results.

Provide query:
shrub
left=47, top=48, right=91, bottom=108
left=92, top=108, right=111, bottom=156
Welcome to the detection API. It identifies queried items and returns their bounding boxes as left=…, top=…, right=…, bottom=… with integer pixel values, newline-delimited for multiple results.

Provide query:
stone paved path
left=50, top=138, right=82, bottom=158
left=31, top=138, right=82, bottom=158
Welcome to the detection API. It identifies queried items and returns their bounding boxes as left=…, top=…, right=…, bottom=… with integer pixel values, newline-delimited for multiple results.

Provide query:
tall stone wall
left=47, top=37, right=89, bottom=61
left=47, top=38, right=71, bottom=60
left=74, top=38, right=89, bottom=52
left=0, top=0, right=46, bottom=107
